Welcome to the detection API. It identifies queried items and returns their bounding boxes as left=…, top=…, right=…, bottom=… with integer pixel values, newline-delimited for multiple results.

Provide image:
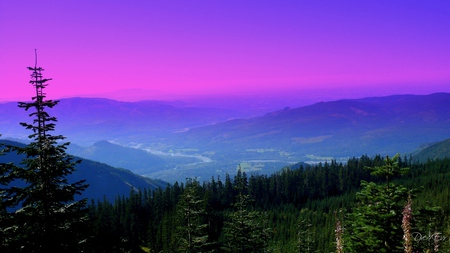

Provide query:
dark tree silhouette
left=0, top=52, right=88, bottom=253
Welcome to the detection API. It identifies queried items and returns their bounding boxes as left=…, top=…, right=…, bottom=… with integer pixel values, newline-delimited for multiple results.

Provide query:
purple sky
left=1, top=1, right=449, bottom=101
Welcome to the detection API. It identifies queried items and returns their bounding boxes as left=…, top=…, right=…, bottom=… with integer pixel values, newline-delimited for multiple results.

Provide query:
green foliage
left=296, top=219, right=316, bottom=253
left=4, top=139, right=449, bottom=253
left=346, top=154, right=410, bottom=253
left=413, top=205, right=446, bottom=252
left=85, top=155, right=393, bottom=252
left=175, top=179, right=213, bottom=253
left=413, top=138, right=450, bottom=163
left=222, top=192, right=271, bottom=253
left=365, top=154, right=409, bottom=185
left=222, top=170, right=272, bottom=252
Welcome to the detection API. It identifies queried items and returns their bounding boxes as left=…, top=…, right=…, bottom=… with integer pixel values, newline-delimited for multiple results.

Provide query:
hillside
left=0, top=97, right=244, bottom=145
left=67, top=140, right=166, bottom=175
left=170, top=93, right=450, bottom=157
left=85, top=155, right=450, bottom=252
left=0, top=140, right=167, bottom=202
left=413, top=138, right=450, bottom=162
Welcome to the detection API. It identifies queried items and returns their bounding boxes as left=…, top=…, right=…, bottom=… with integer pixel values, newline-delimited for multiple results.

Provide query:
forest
left=2, top=63, right=450, bottom=252
left=83, top=155, right=450, bottom=253
left=3, top=134, right=450, bottom=253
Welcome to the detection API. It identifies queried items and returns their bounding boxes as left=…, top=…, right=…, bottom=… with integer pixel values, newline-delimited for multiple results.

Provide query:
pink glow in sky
left=1, top=1, right=449, bottom=101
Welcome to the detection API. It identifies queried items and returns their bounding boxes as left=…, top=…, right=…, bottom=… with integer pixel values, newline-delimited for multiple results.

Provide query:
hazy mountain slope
left=67, top=140, right=166, bottom=175
left=413, top=138, right=450, bottom=162
left=0, top=97, right=244, bottom=145
left=170, top=93, right=450, bottom=157
left=0, top=140, right=167, bottom=202
left=2, top=93, right=450, bottom=181
left=70, top=159, right=167, bottom=202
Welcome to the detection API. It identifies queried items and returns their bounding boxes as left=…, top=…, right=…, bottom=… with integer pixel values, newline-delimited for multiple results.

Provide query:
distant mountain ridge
left=169, top=93, right=450, bottom=157
left=1, top=93, right=450, bottom=182
left=0, top=97, right=245, bottom=145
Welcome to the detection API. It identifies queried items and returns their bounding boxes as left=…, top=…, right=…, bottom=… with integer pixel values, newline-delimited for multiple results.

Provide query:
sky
left=1, top=1, right=450, bottom=102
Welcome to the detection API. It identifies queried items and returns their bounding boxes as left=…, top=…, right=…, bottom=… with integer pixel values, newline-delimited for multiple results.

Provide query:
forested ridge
left=86, top=156, right=450, bottom=252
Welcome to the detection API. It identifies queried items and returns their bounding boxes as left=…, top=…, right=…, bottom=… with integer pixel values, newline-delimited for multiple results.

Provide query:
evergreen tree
left=413, top=205, right=445, bottom=252
left=346, top=154, right=409, bottom=253
left=175, top=179, right=212, bottom=253
left=0, top=141, right=14, bottom=252
left=0, top=56, right=88, bottom=253
left=222, top=171, right=271, bottom=253
left=296, top=219, right=316, bottom=253
left=222, top=192, right=271, bottom=253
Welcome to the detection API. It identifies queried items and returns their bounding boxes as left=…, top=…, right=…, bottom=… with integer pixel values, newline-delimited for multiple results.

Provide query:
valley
left=1, top=92, right=450, bottom=183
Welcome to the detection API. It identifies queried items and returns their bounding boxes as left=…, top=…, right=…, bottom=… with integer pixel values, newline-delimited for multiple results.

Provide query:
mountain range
left=1, top=92, right=450, bottom=182
left=170, top=92, right=450, bottom=156
left=0, top=97, right=245, bottom=145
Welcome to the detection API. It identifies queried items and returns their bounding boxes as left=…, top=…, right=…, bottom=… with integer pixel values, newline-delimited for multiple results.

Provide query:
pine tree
left=346, top=154, right=409, bottom=253
left=0, top=141, right=15, bottom=252
left=296, top=219, right=316, bottom=253
left=175, top=179, right=212, bottom=253
left=0, top=53, right=89, bottom=253
left=222, top=170, right=271, bottom=253
left=222, top=192, right=271, bottom=253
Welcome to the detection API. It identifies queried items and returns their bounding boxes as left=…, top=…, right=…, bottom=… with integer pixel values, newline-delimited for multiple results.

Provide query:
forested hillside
left=0, top=139, right=167, bottom=203
left=413, top=138, right=450, bottom=162
left=86, top=155, right=450, bottom=252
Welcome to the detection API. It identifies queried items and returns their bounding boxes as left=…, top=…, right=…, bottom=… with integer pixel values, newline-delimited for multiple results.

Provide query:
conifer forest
left=2, top=62, right=450, bottom=253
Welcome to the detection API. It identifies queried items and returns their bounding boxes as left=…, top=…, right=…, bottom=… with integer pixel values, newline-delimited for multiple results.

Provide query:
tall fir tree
left=175, top=179, right=212, bottom=253
left=0, top=53, right=89, bottom=253
left=222, top=170, right=271, bottom=253
left=345, top=154, right=409, bottom=253
left=296, top=219, right=316, bottom=253
left=222, top=192, right=271, bottom=253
